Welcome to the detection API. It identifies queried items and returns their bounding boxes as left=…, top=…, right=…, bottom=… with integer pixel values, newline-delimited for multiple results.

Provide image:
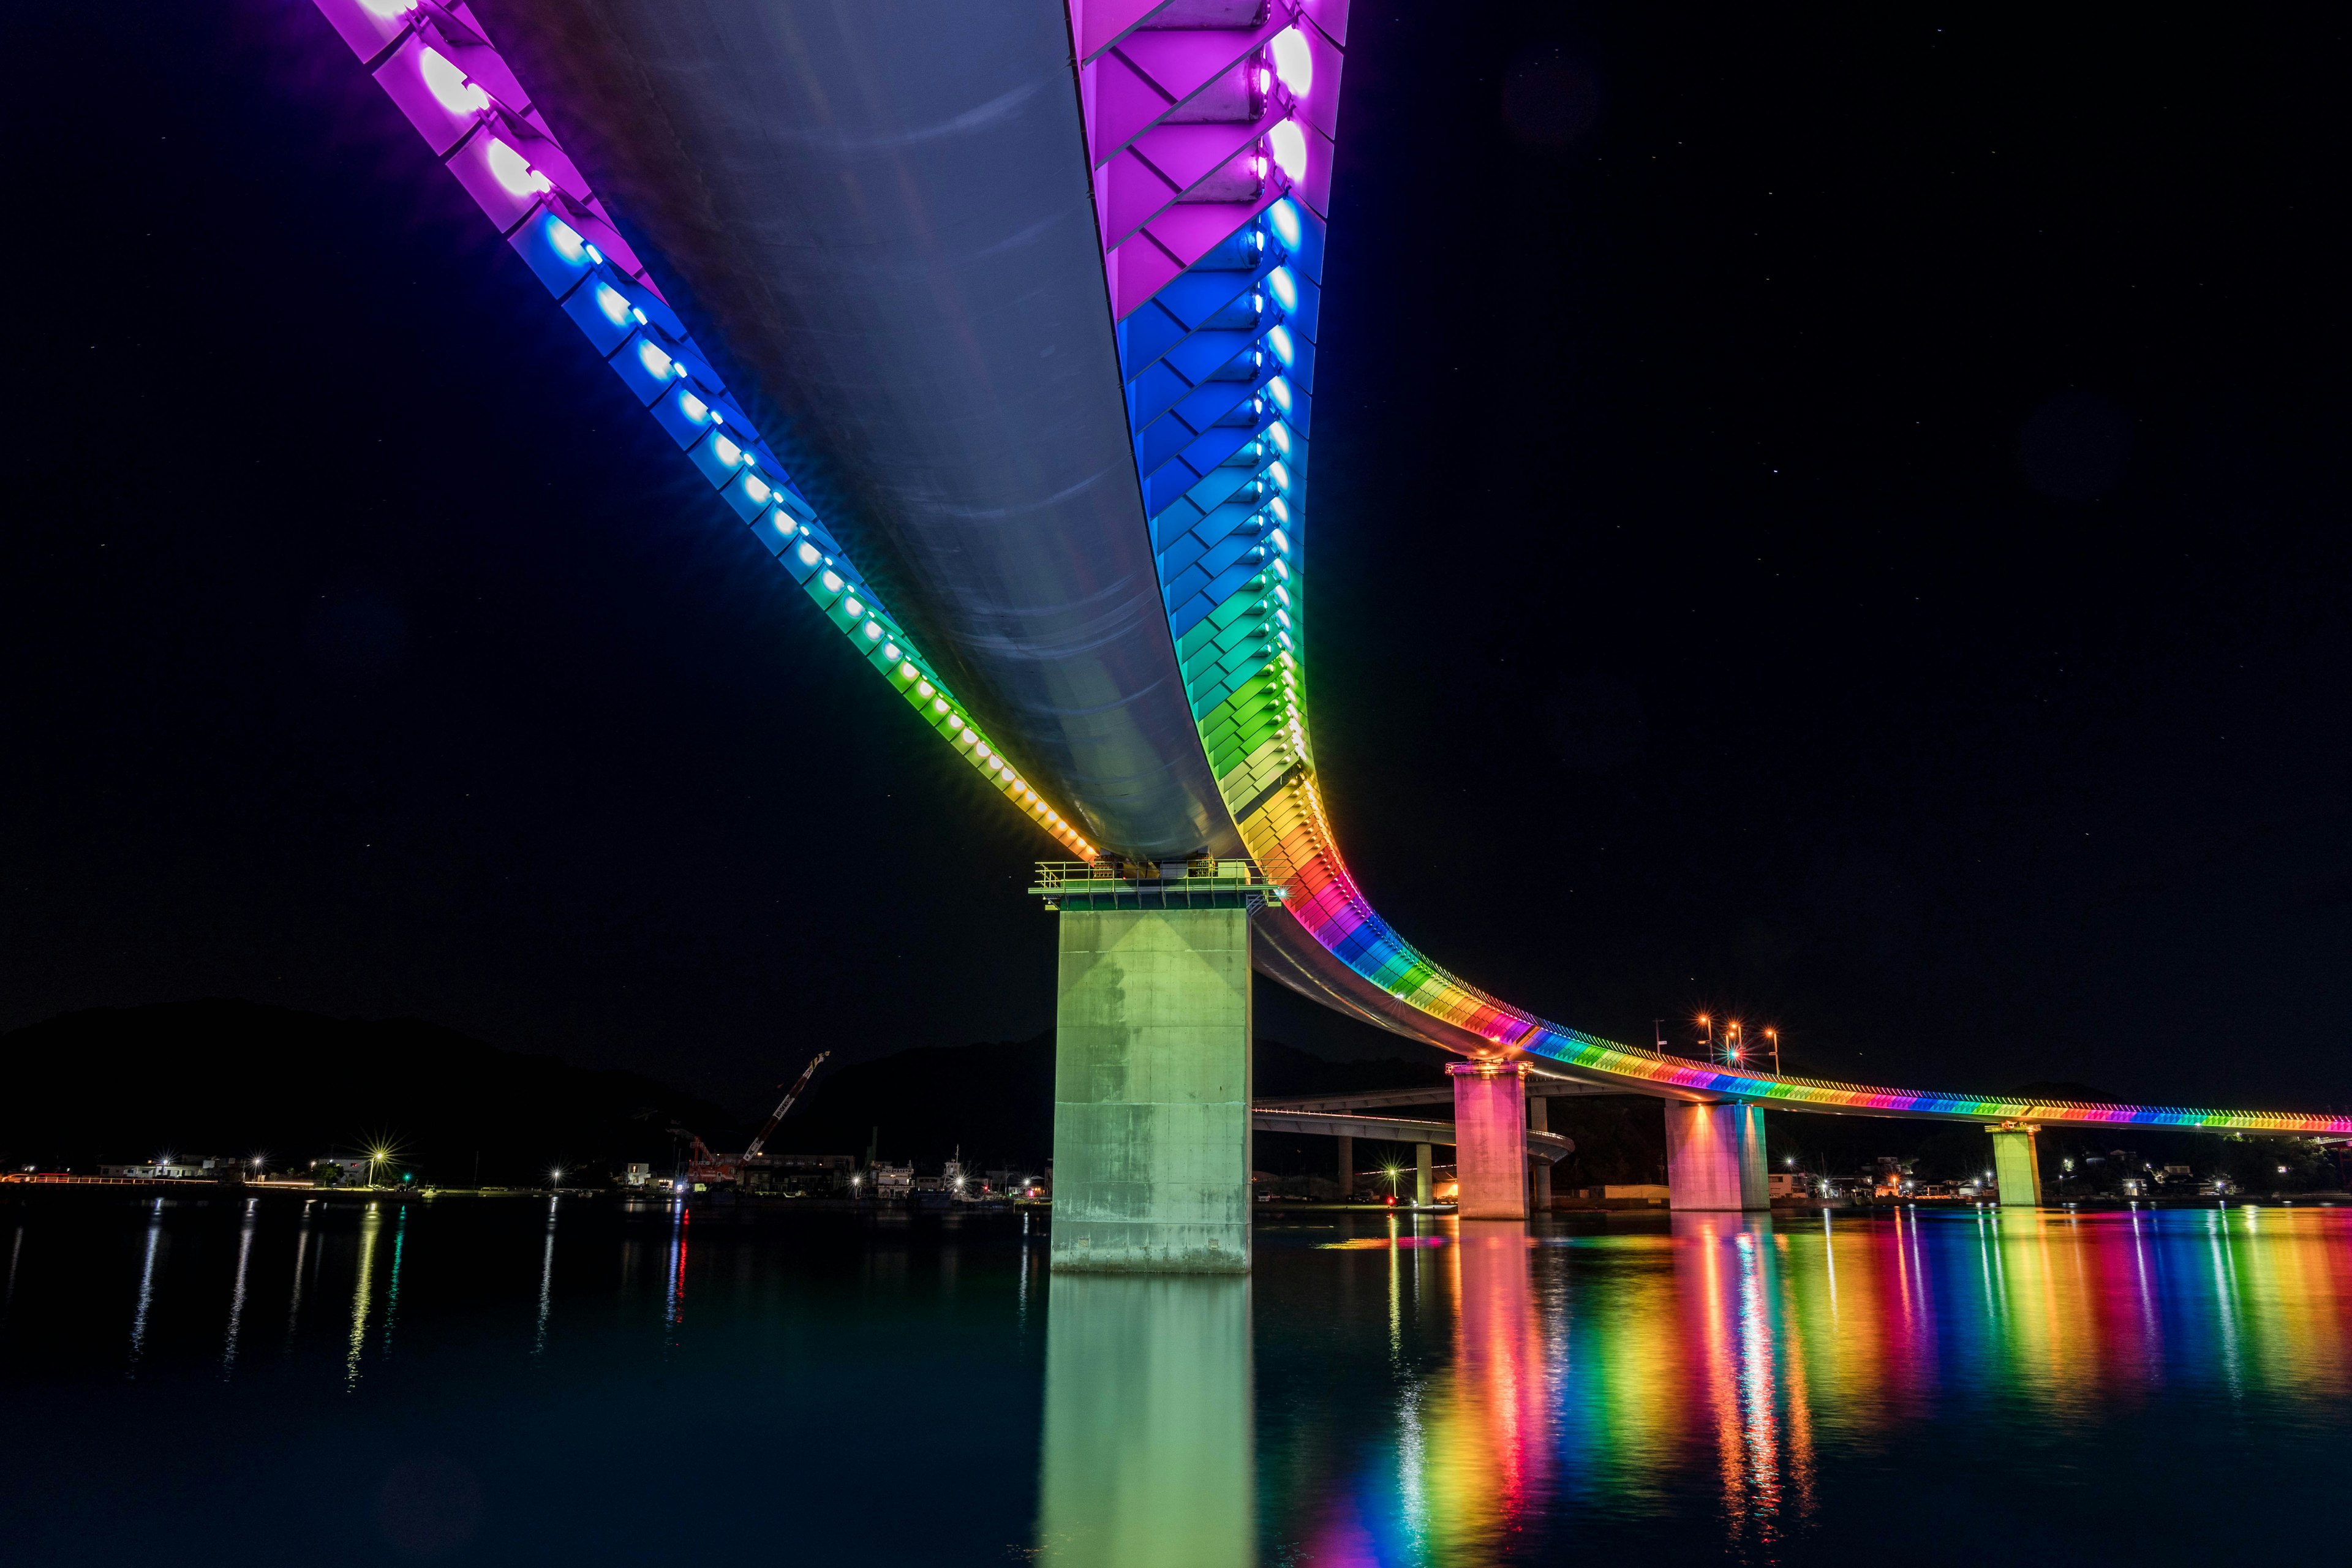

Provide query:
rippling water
left=2, top=1194, right=2345, bottom=1564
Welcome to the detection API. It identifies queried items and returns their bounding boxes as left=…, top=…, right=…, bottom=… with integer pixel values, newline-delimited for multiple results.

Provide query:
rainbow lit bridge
left=301, top=0, right=2348, bottom=1267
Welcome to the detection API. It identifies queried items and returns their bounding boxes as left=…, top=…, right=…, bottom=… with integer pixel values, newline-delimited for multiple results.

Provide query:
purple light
left=486, top=138, right=551, bottom=197
left=1268, top=119, right=1307, bottom=184
left=360, top=0, right=418, bottom=14
left=419, top=47, right=487, bottom=116
left=1270, top=28, right=1314, bottom=97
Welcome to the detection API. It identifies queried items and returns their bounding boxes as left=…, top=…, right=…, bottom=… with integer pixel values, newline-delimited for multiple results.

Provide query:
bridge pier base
left=1665, top=1102, right=1770, bottom=1212
left=1049, top=902, right=1253, bottom=1273
left=1991, top=1125, right=2044, bottom=1207
left=1450, top=1060, right=1529, bottom=1219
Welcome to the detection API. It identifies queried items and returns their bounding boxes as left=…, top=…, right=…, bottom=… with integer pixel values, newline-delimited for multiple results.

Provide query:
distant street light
left=549, top=1167, right=565, bottom=1189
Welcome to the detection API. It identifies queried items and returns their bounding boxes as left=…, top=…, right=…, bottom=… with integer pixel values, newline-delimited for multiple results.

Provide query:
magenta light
left=486, top=138, right=549, bottom=197
left=1271, top=28, right=1314, bottom=97
left=1268, top=119, right=1307, bottom=183
left=419, top=47, right=486, bottom=116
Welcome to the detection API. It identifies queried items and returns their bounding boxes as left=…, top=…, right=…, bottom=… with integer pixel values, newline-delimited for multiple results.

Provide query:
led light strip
left=306, top=0, right=1098, bottom=860
left=1074, top=2, right=2351, bottom=1136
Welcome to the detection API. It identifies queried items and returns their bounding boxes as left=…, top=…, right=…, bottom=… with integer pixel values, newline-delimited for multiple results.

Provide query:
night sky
left=4, top=3, right=2346, bottom=1114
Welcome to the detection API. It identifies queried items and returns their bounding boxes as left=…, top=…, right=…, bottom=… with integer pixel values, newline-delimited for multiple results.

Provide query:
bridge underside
left=299, top=0, right=2348, bottom=1265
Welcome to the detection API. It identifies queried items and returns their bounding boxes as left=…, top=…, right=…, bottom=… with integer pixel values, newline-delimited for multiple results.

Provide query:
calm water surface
left=2, top=1194, right=2345, bottom=1564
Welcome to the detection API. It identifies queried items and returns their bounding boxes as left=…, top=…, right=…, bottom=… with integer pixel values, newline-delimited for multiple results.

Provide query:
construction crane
left=745, top=1052, right=829, bottom=1159
left=679, top=1051, right=831, bottom=1188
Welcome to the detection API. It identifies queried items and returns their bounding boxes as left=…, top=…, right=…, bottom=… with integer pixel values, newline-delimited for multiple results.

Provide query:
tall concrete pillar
left=1665, top=1101, right=1770, bottom=1212
left=1528, top=1095, right=1552, bottom=1212
left=1036, top=1274, right=1253, bottom=1567
left=1449, top=1060, right=1529, bottom=1219
left=1336, top=1134, right=1354, bottom=1199
left=1046, top=874, right=1259, bottom=1273
left=1991, top=1124, right=2043, bottom=1208
left=1414, top=1142, right=1432, bottom=1208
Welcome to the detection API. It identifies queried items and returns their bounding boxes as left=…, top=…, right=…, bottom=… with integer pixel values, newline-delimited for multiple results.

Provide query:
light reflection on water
left=0, top=1197, right=2345, bottom=1564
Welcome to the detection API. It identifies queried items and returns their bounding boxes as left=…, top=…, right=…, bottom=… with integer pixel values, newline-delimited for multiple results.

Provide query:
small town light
left=549, top=1167, right=564, bottom=1186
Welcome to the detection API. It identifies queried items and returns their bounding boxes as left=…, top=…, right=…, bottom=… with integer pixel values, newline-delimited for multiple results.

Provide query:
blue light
left=637, top=340, right=674, bottom=378
left=630, top=307, right=647, bottom=325
left=594, top=284, right=630, bottom=326
left=584, top=243, right=605, bottom=266
left=1266, top=324, right=1294, bottom=365
left=546, top=219, right=586, bottom=263
left=1268, top=199, right=1302, bottom=251
left=1268, top=496, right=1291, bottom=522
left=1269, top=527, right=1290, bottom=553
left=1267, top=421, right=1291, bottom=454
left=1267, top=266, right=1298, bottom=312
left=1267, top=375, right=1292, bottom=413
left=679, top=393, right=710, bottom=423
left=1267, top=461, right=1291, bottom=491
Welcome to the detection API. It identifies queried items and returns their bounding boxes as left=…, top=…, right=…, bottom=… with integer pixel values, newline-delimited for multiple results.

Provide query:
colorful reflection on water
left=1, top=1196, right=2346, bottom=1563
left=1265, top=1205, right=2352, bottom=1565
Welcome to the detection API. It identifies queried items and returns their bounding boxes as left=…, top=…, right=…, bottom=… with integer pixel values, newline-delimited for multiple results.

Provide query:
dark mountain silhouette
left=0, top=1001, right=1459, bottom=1183
left=0, top=999, right=747, bottom=1186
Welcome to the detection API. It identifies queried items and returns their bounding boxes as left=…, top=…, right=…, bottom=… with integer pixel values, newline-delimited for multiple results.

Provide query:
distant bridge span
left=298, top=2, right=2343, bottom=1246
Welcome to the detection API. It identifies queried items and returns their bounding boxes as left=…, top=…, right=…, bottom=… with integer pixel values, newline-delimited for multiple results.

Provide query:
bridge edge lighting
left=300, top=0, right=1097, bottom=862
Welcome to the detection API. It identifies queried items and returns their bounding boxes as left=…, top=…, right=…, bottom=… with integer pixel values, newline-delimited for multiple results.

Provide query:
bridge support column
left=1665, top=1102, right=1770, bottom=1212
left=1991, top=1125, right=2043, bottom=1207
left=1049, top=899, right=1253, bottom=1273
left=1528, top=1095, right=1553, bottom=1212
left=1449, top=1060, right=1529, bottom=1219
left=1336, top=1135, right=1354, bottom=1199
left=1414, top=1142, right=1432, bottom=1207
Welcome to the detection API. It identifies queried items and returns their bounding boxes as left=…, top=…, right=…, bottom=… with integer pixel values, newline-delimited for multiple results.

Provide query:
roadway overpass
left=298, top=1, right=2348, bottom=1264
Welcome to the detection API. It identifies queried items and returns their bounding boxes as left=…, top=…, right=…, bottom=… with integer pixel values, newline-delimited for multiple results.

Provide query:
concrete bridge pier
left=1415, top=1142, right=1433, bottom=1207
left=1449, top=1060, right=1530, bottom=1219
left=1665, top=1102, right=1770, bottom=1212
left=1991, top=1124, right=2044, bottom=1207
left=1528, top=1095, right=1553, bottom=1212
left=1046, top=877, right=1259, bottom=1273
left=1336, top=1134, right=1354, bottom=1199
